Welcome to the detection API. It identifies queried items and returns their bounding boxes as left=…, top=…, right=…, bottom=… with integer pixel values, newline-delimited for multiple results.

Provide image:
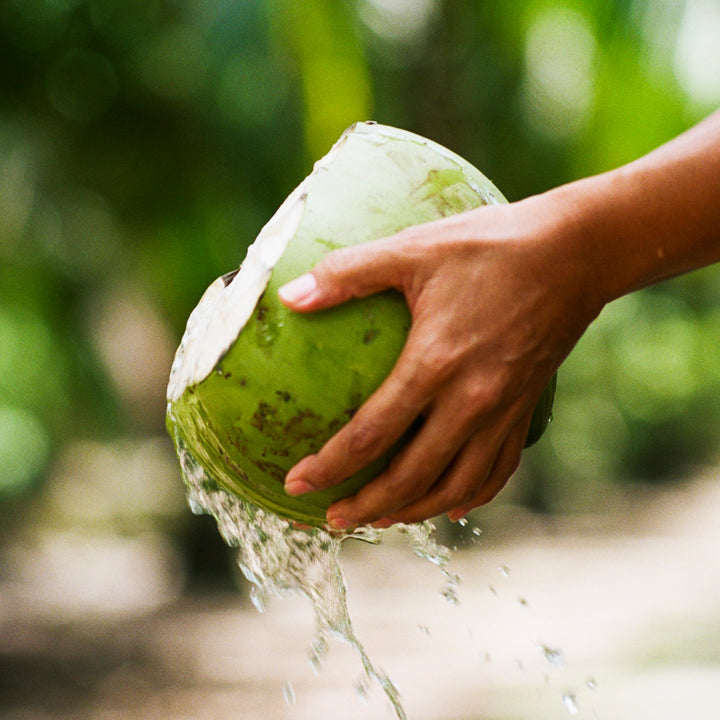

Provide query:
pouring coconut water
left=166, top=122, right=556, bottom=716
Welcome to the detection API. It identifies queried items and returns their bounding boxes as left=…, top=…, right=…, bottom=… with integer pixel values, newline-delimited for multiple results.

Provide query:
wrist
left=541, top=171, right=641, bottom=307
left=542, top=114, right=720, bottom=305
left=516, top=184, right=609, bottom=325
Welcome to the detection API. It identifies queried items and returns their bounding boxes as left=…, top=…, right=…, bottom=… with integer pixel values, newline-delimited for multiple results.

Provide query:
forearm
left=546, top=109, right=720, bottom=306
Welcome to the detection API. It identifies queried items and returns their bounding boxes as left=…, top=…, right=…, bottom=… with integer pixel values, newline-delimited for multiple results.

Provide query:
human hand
left=278, top=196, right=602, bottom=530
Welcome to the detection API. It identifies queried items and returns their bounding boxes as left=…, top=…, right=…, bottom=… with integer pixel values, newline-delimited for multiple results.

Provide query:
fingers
left=443, top=418, right=530, bottom=522
left=321, top=393, right=489, bottom=529
left=279, top=233, right=428, bottom=501
left=283, top=344, right=430, bottom=498
left=285, top=312, right=539, bottom=529
left=278, top=236, right=413, bottom=312
left=283, top=313, right=459, bottom=497
left=358, top=409, right=531, bottom=529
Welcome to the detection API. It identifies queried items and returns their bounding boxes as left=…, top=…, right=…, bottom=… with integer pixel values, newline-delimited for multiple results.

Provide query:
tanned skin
left=278, top=110, right=720, bottom=531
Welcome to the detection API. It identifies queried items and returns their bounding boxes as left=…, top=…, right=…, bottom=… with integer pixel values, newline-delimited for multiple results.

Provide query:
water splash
left=175, top=437, right=443, bottom=719
left=399, top=522, right=461, bottom=604
left=173, top=429, right=600, bottom=719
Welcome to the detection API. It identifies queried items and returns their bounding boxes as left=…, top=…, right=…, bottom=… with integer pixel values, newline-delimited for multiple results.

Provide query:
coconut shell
left=167, top=122, right=556, bottom=527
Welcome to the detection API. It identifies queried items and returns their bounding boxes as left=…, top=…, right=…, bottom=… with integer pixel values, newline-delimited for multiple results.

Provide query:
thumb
left=278, top=239, right=409, bottom=312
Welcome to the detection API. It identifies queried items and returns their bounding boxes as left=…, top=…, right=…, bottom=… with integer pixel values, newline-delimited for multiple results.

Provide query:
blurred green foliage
left=1, top=0, right=719, bottom=513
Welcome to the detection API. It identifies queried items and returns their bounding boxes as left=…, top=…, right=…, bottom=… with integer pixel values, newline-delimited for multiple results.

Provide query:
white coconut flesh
left=166, top=181, right=308, bottom=404
left=166, top=122, right=553, bottom=527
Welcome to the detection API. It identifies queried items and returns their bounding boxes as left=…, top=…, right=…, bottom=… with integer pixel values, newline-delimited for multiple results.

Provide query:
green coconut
left=167, top=122, right=556, bottom=528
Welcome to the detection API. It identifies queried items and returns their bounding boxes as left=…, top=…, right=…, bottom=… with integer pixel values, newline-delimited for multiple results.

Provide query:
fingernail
left=447, top=508, right=470, bottom=523
left=278, top=273, right=317, bottom=305
left=371, top=517, right=395, bottom=529
left=327, top=513, right=350, bottom=531
left=285, top=478, right=314, bottom=496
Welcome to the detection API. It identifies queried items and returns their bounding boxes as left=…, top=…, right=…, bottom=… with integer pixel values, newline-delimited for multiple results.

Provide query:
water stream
left=175, top=436, right=593, bottom=718
left=176, top=437, right=459, bottom=719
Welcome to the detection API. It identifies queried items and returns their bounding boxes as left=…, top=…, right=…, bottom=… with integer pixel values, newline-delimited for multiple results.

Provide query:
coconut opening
left=167, top=183, right=308, bottom=402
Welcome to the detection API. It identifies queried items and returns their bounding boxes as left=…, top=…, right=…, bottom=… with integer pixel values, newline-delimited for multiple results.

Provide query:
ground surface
left=2, top=473, right=720, bottom=720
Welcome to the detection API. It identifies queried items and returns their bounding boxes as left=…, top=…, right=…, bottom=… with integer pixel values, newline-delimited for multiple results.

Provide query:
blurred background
left=1, top=0, right=720, bottom=718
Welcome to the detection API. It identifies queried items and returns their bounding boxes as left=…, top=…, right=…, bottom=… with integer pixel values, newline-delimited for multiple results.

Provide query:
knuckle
left=498, top=444, right=523, bottom=479
left=374, top=454, right=436, bottom=508
left=414, top=345, right=457, bottom=385
left=314, top=250, right=357, bottom=302
left=347, top=418, right=386, bottom=459
left=384, top=471, right=424, bottom=506
left=319, top=246, right=354, bottom=276
left=444, top=483, right=477, bottom=509
left=459, top=377, right=505, bottom=415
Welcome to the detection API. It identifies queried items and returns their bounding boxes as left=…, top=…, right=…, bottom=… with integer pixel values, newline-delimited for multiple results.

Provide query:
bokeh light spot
left=0, top=404, right=51, bottom=496
left=46, top=48, right=118, bottom=122
left=137, top=24, right=209, bottom=100
left=522, top=5, right=597, bottom=139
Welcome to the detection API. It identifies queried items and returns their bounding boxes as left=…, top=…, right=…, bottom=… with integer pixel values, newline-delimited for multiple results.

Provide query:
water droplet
left=417, top=624, right=430, bottom=636
left=440, top=570, right=461, bottom=604
left=586, top=676, right=598, bottom=691
left=403, top=521, right=452, bottom=567
left=354, top=677, right=370, bottom=701
left=282, top=681, right=296, bottom=705
left=458, top=517, right=468, bottom=527
left=562, top=690, right=579, bottom=715
left=517, top=596, right=529, bottom=608
left=541, top=645, right=566, bottom=667
left=308, top=637, right=327, bottom=674
left=471, top=526, right=482, bottom=537
left=498, top=564, right=510, bottom=578
left=249, top=585, right=266, bottom=612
